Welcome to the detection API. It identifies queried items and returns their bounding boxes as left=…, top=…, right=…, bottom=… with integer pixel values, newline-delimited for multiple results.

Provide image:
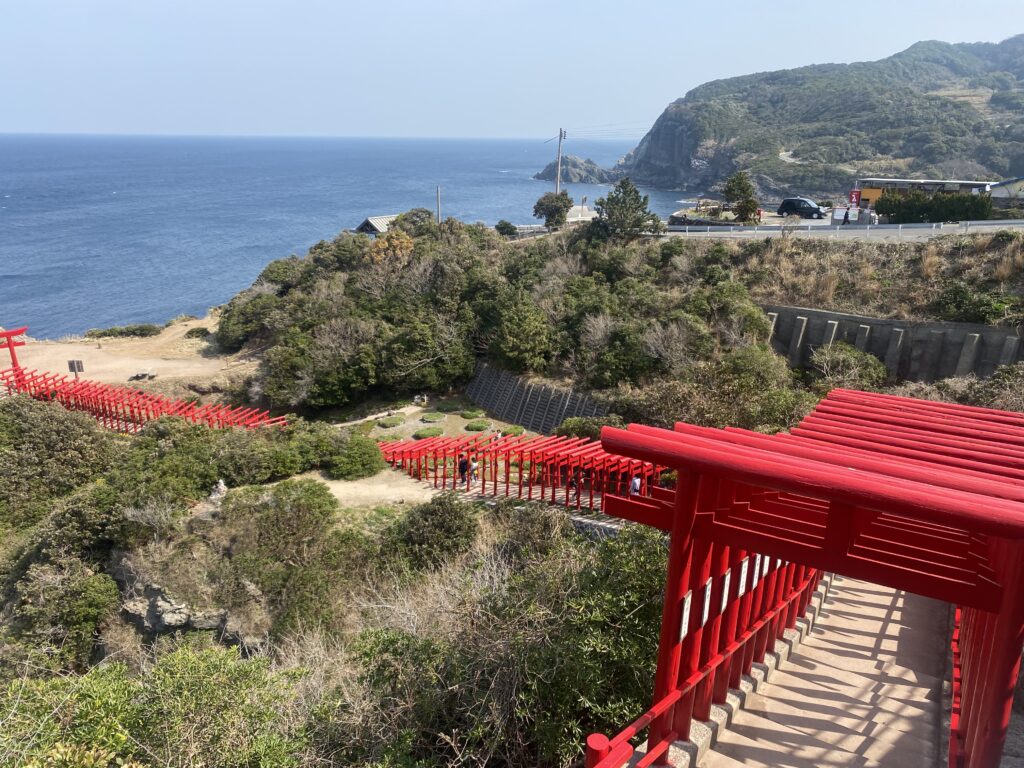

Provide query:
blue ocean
left=0, top=135, right=680, bottom=339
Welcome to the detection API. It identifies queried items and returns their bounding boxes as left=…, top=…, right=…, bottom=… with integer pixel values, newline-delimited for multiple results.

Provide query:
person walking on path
left=470, top=456, right=479, bottom=485
left=458, top=454, right=468, bottom=486
left=568, top=474, right=580, bottom=505
left=629, top=474, right=642, bottom=496
left=842, top=207, right=851, bottom=225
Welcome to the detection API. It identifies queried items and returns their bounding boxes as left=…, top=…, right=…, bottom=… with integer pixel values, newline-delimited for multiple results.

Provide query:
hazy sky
left=3, top=0, right=1023, bottom=139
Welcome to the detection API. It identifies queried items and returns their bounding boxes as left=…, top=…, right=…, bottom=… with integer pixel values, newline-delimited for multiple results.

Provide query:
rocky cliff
left=533, top=154, right=623, bottom=184
left=613, top=35, right=1024, bottom=196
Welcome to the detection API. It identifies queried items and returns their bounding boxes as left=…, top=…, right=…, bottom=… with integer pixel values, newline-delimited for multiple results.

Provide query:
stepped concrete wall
left=766, top=305, right=1023, bottom=382
left=465, top=362, right=606, bottom=435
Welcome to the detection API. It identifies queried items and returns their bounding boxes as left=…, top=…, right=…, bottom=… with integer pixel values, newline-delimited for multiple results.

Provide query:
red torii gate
left=379, top=432, right=663, bottom=512
left=585, top=389, right=1024, bottom=768
left=0, top=325, right=285, bottom=432
left=0, top=327, right=27, bottom=369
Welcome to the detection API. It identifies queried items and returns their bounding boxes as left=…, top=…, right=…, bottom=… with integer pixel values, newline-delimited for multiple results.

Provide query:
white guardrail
left=663, top=219, right=1024, bottom=239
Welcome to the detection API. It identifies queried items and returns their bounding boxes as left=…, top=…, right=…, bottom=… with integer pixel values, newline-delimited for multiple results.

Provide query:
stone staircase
left=694, top=577, right=948, bottom=767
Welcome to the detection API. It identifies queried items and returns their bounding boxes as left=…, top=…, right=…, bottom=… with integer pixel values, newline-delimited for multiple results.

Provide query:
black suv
left=777, top=198, right=826, bottom=219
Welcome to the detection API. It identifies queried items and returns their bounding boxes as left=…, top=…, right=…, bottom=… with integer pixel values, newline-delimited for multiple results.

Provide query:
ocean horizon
left=0, top=134, right=680, bottom=339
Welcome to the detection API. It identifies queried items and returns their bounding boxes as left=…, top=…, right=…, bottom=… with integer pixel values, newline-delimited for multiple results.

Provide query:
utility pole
left=555, top=128, right=566, bottom=196
left=436, top=185, right=441, bottom=224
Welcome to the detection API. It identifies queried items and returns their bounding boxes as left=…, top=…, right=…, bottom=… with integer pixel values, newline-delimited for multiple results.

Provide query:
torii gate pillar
left=0, top=327, right=27, bottom=370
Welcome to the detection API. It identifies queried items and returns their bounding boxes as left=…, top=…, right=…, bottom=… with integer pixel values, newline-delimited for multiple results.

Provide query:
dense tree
left=495, top=219, right=517, bottom=238
left=390, top=208, right=438, bottom=238
left=592, top=178, right=663, bottom=239
left=722, top=171, right=755, bottom=204
left=722, top=171, right=760, bottom=223
left=532, top=191, right=573, bottom=229
left=491, top=290, right=554, bottom=372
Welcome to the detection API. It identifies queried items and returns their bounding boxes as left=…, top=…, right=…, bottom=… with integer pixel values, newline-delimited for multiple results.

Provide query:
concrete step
left=751, top=671, right=937, bottom=739
left=789, top=636, right=943, bottom=688
left=740, top=689, right=938, bottom=758
left=802, top=628, right=944, bottom=678
left=764, top=666, right=940, bottom=708
left=697, top=747, right=753, bottom=768
left=710, top=701, right=936, bottom=767
left=770, top=650, right=939, bottom=698
left=682, top=578, right=945, bottom=768
left=705, top=709, right=882, bottom=768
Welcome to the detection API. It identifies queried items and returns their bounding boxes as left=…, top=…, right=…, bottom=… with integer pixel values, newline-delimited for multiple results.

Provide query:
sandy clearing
left=312, top=469, right=440, bottom=508
left=11, top=315, right=252, bottom=385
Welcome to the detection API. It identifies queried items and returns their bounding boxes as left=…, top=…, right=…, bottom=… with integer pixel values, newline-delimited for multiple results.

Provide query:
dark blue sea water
left=0, top=135, right=681, bottom=339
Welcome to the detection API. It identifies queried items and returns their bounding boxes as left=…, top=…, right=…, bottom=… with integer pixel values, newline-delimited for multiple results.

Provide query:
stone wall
left=465, top=362, right=606, bottom=435
left=766, top=305, right=1023, bottom=382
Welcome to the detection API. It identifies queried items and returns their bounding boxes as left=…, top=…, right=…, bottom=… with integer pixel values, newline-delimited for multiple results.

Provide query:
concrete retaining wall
left=464, top=362, right=606, bottom=435
left=766, top=305, right=1023, bottom=382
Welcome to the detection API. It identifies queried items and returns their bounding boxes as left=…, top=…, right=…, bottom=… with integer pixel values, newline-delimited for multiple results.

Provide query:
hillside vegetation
left=617, top=35, right=1024, bottom=195
left=216, top=212, right=1024, bottom=428
left=0, top=395, right=670, bottom=767
left=5, top=212, right=1024, bottom=766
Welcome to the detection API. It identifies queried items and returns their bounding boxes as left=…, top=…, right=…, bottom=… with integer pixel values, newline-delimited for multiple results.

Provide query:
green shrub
left=930, top=281, right=1008, bottom=324
left=376, top=415, right=405, bottom=428
left=508, top=526, right=667, bottom=764
left=501, top=425, right=526, bottom=437
left=276, top=418, right=348, bottom=472
left=327, top=434, right=385, bottom=480
left=108, top=418, right=221, bottom=508
left=0, top=663, right=143, bottom=761
left=330, top=519, right=667, bottom=767
left=218, top=480, right=377, bottom=632
left=875, top=189, right=993, bottom=223
left=387, top=493, right=478, bottom=569
left=615, top=345, right=815, bottom=432
left=25, top=742, right=146, bottom=768
left=0, top=646, right=306, bottom=766
left=420, top=412, right=445, bottom=423
left=992, top=229, right=1022, bottom=245
left=460, top=409, right=484, bottom=419
left=184, top=327, right=211, bottom=339
left=556, top=415, right=625, bottom=440
left=966, top=361, right=1024, bottom=412
left=810, top=342, right=888, bottom=391
left=214, top=428, right=301, bottom=486
left=0, top=397, right=118, bottom=531
left=412, top=427, right=443, bottom=439
left=435, top=400, right=464, bottom=413
left=464, top=419, right=490, bottom=432
left=7, top=555, right=120, bottom=670
left=378, top=434, right=403, bottom=442
left=84, top=324, right=162, bottom=339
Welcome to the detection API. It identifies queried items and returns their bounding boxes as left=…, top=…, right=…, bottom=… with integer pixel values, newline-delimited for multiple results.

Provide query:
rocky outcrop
left=533, top=155, right=622, bottom=184
left=111, top=551, right=269, bottom=651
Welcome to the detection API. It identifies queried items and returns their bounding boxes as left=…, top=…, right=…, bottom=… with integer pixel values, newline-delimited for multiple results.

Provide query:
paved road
left=664, top=219, right=1024, bottom=243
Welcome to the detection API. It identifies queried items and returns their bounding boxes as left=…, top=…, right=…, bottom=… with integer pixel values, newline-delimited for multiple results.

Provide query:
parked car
left=777, top=198, right=827, bottom=219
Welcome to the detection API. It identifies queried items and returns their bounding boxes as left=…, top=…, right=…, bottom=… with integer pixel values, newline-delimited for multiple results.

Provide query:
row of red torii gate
left=382, top=388, right=1024, bottom=768
left=0, top=327, right=284, bottom=430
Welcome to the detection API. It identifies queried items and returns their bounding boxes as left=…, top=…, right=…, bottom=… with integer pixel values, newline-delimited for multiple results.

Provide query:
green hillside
left=619, top=35, right=1024, bottom=196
